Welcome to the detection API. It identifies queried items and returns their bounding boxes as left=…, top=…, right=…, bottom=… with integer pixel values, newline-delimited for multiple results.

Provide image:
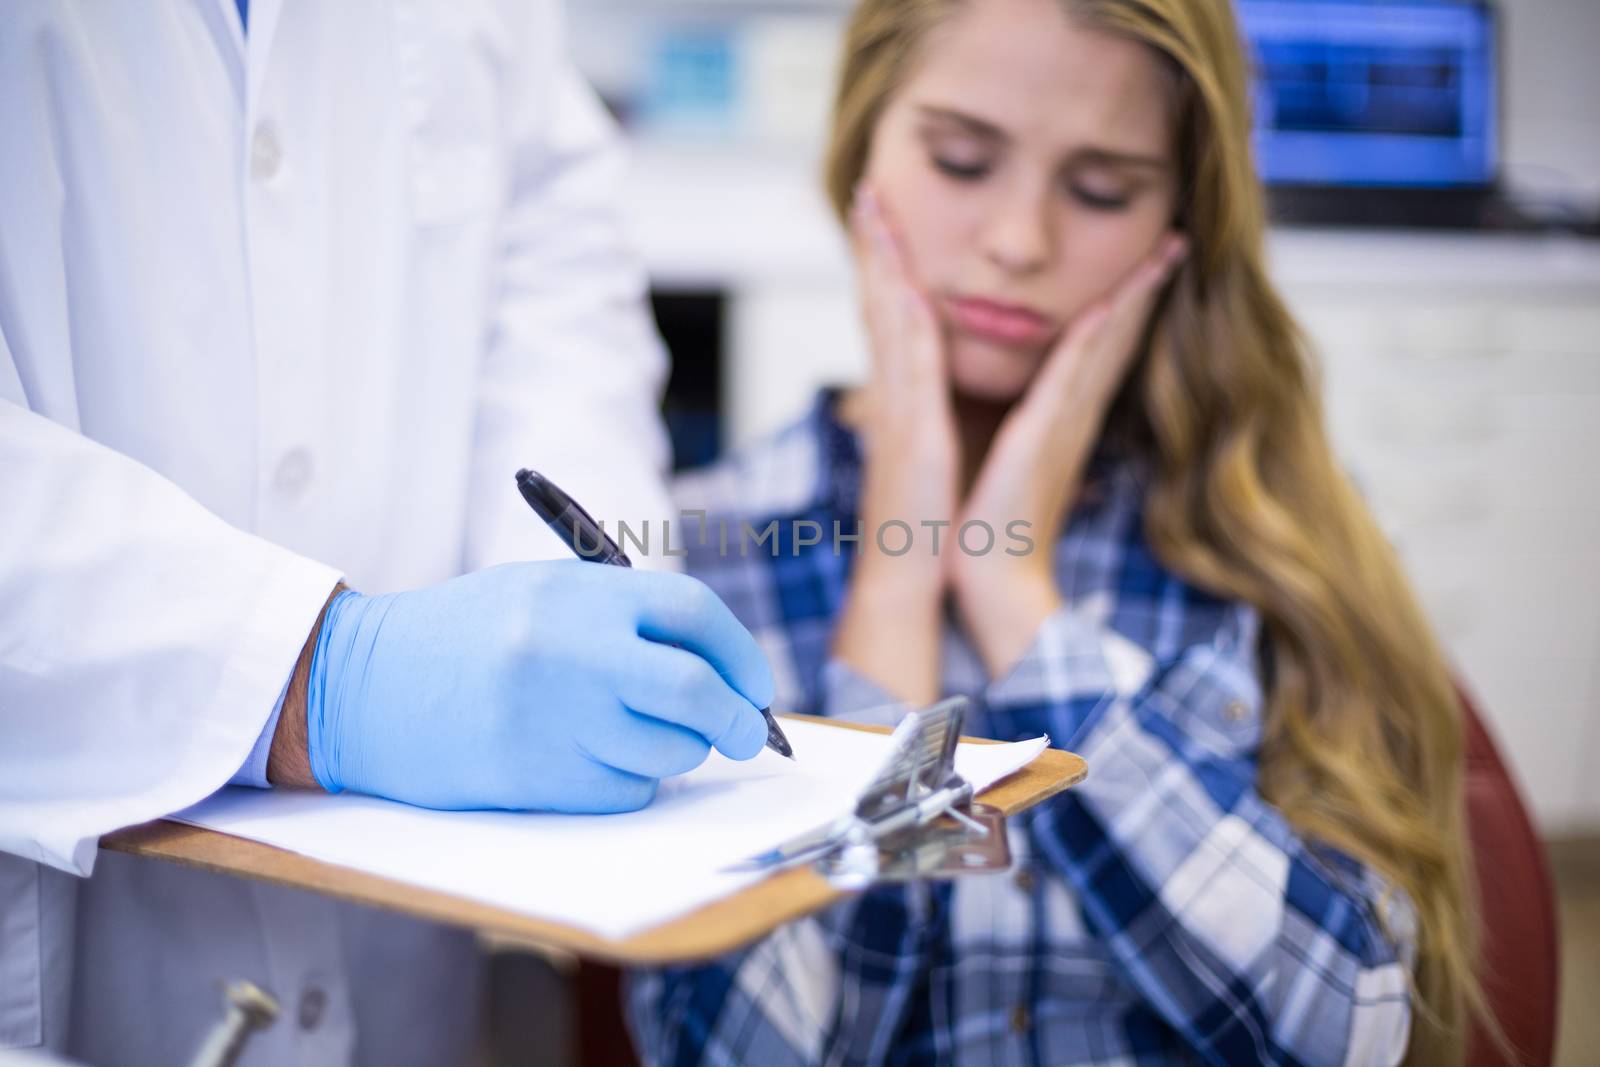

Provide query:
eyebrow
left=914, top=104, right=1169, bottom=171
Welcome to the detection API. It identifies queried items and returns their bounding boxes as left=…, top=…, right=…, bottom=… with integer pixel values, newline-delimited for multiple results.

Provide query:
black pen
left=515, top=468, right=795, bottom=761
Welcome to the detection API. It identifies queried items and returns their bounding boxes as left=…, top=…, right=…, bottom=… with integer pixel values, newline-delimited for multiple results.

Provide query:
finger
left=576, top=704, right=714, bottom=780
left=901, top=276, right=944, bottom=389
left=854, top=187, right=916, bottom=384
left=852, top=190, right=902, bottom=390
left=630, top=572, right=775, bottom=709
left=861, top=188, right=934, bottom=327
left=1105, top=232, right=1188, bottom=329
left=611, top=640, right=770, bottom=760
left=1031, top=233, right=1186, bottom=401
left=861, top=185, right=913, bottom=281
left=848, top=181, right=884, bottom=265
left=1082, top=233, right=1188, bottom=343
left=851, top=184, right=905, bottom=304
left=860, top=187, right=944, bottom=389
left=1085, top=243, right=1182, bottom=384
left=527, top=761, right=659, bottom=815
left=1020, top=298, right=1113, bottom=410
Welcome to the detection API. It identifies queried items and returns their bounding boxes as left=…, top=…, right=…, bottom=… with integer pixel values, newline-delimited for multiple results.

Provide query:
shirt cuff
left=818, top=659, right=913, bottom=727
left=227, top=680, right=288, bottom=789
left=984, top=601, right=1127, bottom=706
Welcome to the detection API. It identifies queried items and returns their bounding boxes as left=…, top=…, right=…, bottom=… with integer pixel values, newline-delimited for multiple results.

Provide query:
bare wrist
left=848, top=556, right=946, bottom=610
left=954, top=568, right=1061, bottom=679
left=832, top=569, right=944, bottom=708
left=267, top=582, right=347, bottom=789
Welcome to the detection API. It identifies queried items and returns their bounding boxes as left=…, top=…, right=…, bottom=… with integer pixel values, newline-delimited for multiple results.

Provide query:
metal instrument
left=185, top=981, right=279, bottom=1067
left=730, top=696, right=1012, bottom=888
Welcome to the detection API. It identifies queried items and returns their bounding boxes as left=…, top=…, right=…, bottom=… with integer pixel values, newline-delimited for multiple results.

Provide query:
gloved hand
left=304, top=560, right=774, bottom=813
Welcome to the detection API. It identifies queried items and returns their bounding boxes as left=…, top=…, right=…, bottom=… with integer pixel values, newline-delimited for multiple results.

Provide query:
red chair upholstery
left=576, top=962, right=636, bottom=1067
left=1460, top=685, right=1561, bottom=1067
left=571, top=688, right=1563, bottom=1067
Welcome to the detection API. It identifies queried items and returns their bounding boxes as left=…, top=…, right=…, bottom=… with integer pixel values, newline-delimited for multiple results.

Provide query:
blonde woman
left=628, top=0, right=1481, bottom=1063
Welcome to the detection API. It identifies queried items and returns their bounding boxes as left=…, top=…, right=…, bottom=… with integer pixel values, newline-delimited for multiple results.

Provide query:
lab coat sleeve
left=463, top=6, right=676, bottom=573
left=0, top=399, right=341, bottom=876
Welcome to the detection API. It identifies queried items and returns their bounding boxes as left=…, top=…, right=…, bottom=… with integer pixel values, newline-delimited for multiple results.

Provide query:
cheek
left=1052, top=208, right=1172, bottom=315
left=864, top=157, right=978, bottom=291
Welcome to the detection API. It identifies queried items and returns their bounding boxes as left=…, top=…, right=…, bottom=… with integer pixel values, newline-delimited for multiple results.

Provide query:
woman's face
left=862, top=0, right=1180, bottom=403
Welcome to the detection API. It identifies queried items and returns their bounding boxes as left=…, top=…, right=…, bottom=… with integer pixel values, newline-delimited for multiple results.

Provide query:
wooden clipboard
left=101, top=716, right=1086, bottom=965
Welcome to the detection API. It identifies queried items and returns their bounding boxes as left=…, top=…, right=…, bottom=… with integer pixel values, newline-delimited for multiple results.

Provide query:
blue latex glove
left=304, top=560, right=774, bottom=813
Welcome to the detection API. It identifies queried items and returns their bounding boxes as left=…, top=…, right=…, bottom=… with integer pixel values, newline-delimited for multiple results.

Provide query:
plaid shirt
left=626, top=392, right=1415, bottom=1067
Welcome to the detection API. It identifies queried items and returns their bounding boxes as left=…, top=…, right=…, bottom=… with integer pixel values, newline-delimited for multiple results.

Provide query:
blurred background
left=492, top=1, right=1599, bottom=1063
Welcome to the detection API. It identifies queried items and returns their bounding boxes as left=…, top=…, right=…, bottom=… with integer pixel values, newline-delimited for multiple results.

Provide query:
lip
left=944, top=295, right=1056, bottom=346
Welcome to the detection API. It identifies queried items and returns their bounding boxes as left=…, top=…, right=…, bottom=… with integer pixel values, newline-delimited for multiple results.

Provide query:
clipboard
left=101, top=712, right=1086, bottom=965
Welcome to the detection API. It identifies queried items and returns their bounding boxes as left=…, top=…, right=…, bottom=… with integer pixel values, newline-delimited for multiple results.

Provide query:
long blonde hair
left=822, top=2, right=1482, bottom=1062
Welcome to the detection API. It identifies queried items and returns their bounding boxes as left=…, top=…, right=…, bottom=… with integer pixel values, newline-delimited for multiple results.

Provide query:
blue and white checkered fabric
left=626, top=392, right=1415, bottom=1067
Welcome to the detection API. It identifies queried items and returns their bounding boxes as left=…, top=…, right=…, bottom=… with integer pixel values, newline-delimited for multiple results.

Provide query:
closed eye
left=933, top=156, right=990, bottom=181
left=1071, top=186, right=1131, bottom=212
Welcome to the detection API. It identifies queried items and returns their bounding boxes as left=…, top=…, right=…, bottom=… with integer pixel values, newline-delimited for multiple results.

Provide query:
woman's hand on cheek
left=848, top=183, right=960, bottom=581
left=827, top=184, right=960, bottom=708
left=950, top=232, right=1189, bottom=679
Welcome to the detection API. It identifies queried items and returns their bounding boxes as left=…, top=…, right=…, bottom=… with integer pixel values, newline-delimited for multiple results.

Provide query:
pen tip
left=762, top=709, right=795, bottom=761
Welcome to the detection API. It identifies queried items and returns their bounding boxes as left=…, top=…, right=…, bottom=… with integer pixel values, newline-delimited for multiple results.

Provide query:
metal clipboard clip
left=727, top=696, right=1011, bottom=889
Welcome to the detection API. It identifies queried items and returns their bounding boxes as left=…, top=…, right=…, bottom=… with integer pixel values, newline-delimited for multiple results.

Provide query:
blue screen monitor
left=1239, top=0, right=1498, bottom=188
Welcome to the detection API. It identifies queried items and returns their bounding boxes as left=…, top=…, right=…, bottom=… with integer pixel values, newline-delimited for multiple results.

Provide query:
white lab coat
left=0, top=1, right=673, bottom=1062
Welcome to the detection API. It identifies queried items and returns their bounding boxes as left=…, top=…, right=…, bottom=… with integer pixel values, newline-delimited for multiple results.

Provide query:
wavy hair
left=821, top=2, right=1484, bottom=1062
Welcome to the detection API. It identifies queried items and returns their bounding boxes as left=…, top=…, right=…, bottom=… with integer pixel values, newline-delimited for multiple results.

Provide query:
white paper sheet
left=172, top=719, right=1048, bottom=940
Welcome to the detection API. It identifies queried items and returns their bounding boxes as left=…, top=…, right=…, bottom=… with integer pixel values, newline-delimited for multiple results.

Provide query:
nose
left=979, top=184, right=1053, bottom=276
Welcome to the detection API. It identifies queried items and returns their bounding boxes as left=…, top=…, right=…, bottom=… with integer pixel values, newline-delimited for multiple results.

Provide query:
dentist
left=0, top=2, right=772, bottom=1064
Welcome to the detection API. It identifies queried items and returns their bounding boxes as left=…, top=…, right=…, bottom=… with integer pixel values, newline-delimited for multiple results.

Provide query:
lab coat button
left=297, top=985, right=327, bottom=1031
left=273, top=449, right=314, bottom=498
left=250, top=123, right=283, bottom=181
